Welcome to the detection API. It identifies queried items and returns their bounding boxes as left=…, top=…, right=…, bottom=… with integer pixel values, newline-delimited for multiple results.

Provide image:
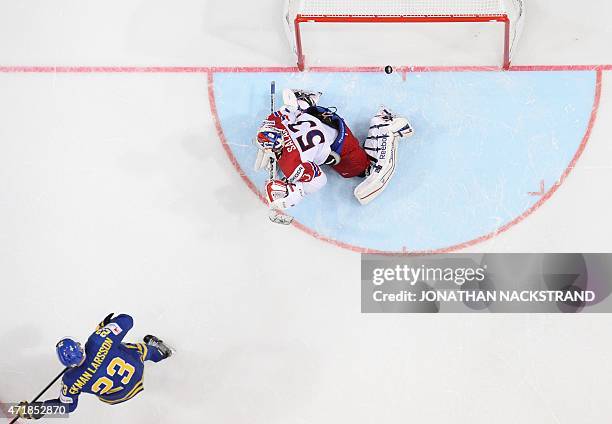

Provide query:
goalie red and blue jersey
left=266, top=105, right=371, bottom=181
left=42, top=314, right=167, bottom=413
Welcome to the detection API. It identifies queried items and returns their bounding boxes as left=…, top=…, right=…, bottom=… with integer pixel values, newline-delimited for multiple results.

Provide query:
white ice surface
left=0, top=1, right=611, bottom=423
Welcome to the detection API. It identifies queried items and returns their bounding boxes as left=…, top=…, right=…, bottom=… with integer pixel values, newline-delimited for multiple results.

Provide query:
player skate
left=254, top=87, right=413, bottom=212
left=143, top=334, right=174, bottom=358
left=16, top=314, right=172, bottom=420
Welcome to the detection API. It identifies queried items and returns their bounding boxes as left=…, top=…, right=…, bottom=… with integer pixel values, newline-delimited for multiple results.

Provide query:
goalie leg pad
left=282, top=88, right=322, bottom=110
left=368, top=107, right=414, bottom=142
left=354, top=133, right=399, bottom=205
left=355, top=107, right=411, bottom=205
left=254, top=148, right=277, bottom=172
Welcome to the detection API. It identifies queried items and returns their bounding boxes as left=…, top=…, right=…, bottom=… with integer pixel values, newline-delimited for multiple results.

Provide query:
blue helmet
left=56, top=338, right=85, bottom=367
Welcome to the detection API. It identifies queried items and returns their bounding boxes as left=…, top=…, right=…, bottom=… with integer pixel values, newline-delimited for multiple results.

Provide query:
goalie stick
left=267, top=81, right=294, bottom=226
left=9, top=368, right=69, bottom=423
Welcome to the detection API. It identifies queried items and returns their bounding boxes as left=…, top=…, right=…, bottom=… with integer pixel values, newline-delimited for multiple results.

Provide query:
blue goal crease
left=212, top=71, right=597, bottom=251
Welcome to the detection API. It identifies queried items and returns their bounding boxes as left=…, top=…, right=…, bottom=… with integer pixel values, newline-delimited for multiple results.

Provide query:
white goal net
left=284, top=0, right=525, bottom=69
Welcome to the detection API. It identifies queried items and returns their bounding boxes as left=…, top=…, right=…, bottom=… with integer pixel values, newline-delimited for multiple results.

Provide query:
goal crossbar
left=293, top=14, right=511, bottom=70
left=285, top=0, right=526, bottom=72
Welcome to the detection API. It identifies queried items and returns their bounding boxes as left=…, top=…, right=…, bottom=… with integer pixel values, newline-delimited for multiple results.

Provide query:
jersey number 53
left=287, top=120, right=325, bottom=152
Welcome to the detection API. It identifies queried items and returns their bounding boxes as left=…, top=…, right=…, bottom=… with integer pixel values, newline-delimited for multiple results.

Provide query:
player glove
left=96, top=313, right=114, bottom=331
left=17, top=401, right=42, bottom=420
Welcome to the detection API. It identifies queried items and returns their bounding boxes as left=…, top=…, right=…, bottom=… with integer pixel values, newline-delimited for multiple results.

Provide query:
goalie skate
left=354, top=107, right=413, bottom=205
left=269, top=209, right=294, bottom=225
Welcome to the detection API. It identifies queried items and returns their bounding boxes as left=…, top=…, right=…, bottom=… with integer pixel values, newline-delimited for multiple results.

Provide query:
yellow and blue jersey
left=43, top=314, right=163, bottom=413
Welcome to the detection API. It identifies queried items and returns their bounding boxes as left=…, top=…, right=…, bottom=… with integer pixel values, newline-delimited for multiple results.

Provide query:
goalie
left=254, top=89, right=413, bottom=210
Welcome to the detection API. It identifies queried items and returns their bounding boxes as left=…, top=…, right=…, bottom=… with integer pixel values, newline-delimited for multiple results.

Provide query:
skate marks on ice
left=209, top=70, right=601, bottom=253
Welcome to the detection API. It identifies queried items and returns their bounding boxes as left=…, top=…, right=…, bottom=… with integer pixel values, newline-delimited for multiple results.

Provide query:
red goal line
left=0, top=65, right=610, bottom=74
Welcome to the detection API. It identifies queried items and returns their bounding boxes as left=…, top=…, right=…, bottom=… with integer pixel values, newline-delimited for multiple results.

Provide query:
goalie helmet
left=56, top=338, right=86, bottom=367
left=255, top=124, right=285, bottom=153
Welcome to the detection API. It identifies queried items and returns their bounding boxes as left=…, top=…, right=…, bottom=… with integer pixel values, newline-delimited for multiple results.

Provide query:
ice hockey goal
left=284, top=0, right=525, bottom=70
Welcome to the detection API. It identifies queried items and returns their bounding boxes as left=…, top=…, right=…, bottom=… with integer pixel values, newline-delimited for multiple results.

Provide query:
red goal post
left=284, top=0, right=525, bottom=70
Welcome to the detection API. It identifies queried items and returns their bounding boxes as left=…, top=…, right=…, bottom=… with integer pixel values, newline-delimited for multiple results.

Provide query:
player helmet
left=56, top=338, right=85, bottom=367
left=255, top=125, right=284, bottom=152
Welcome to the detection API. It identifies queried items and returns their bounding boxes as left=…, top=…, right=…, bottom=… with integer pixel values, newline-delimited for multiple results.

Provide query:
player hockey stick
left=267, top=81, right=294, bottom=226
left=9, top=367, right=69, bottom=423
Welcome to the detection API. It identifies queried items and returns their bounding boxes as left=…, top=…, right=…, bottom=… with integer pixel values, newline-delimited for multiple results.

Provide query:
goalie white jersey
left=273, top=106, right=339, bottom=179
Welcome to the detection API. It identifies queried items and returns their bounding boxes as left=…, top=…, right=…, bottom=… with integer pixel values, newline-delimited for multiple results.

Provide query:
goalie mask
left=255, top=124, right=285, bottom=153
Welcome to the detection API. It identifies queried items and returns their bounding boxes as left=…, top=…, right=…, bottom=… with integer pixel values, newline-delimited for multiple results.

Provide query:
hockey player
left=17, top=313, right=172, bottom=420
left=254, top=89, right=413, bottom=209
